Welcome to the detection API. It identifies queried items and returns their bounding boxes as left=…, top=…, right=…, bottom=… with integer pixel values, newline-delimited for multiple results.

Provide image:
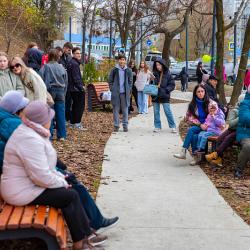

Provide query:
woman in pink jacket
left=244, top=69, right=250, bottom=89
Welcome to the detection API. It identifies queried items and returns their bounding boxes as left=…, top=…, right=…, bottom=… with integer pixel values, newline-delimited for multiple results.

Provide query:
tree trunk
left=88, top=5, right=97, bottom=62
left=230, top=16, right=250, bottom=106
left=162, top=33, right=172, bottom=67
left=82, top=15, right=87, bottom=67
left=130, top=45, right=136, bottom=60
left=5, top=39, right=11, bottom=54
left=215, top=0, right=227, bottom=105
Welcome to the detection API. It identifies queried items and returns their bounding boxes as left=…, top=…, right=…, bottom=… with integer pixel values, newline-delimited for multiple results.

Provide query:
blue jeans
left=197, top=131, right=215, bottom=150
left=113, top=93, right=128, bottom=128
left=153, top=102, right=176, bottom=129
left=56, top=168, right=104, bottom=230
left=183, top=126, right=202, bottom=153
left=49, top=88, right=66, bottom=139
left=137, top=91, right=148, bottom=114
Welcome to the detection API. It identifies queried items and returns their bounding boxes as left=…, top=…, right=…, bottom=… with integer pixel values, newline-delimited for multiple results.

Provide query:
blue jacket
left=0, top=109, right=22, bottom=174
left=236, top=93, right=250, bottom=142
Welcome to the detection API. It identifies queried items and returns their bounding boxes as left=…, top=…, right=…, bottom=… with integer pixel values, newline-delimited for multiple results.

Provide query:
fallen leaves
left=179, top=119, right=250, bottom=225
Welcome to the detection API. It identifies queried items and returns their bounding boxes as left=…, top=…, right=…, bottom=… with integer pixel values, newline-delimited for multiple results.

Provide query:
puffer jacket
left=236, top=93, right=250, bottom=142
left=152, top=58, right=175, bottom=103
left=204, top=104, right=225, bottom=135
left=1, top=124, right=68, bottom=206
left=0, top=69, right=24, bottom=97
left=0, top=109, right=22, bottom=174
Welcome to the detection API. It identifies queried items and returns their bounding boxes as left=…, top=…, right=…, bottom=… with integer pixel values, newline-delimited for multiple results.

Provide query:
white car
left=145, top=54, right=177, bottom=70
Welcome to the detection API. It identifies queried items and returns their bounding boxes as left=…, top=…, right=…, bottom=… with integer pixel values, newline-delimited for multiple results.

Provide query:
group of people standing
left=109, top=55, right=177, bottom=133
left=0, top=41, right=88, bottom=141
left=0, top=42, right=121, bottom=250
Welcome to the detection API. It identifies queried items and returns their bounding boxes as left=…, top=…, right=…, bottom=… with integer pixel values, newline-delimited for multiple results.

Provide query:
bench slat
left=46, top=207, right=58, bottom=236
left=7, top=206, right=24, bottom=229
left=0, top=205, right=14, bottom=230
left=33, top=205, right=47, bottom=229
left=20, top=205, right=36, bottom=228
left=56, top=213, right=67, bottom=249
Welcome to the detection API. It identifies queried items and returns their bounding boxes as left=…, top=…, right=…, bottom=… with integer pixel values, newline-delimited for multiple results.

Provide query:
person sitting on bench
left=205, top=94, right=245, bottom=166
left=234, top=87, right=250, bottom=178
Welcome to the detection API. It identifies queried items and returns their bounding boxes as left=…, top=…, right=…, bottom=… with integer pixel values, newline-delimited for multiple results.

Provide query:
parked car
left=170, top=62, right=200, bottom=81
left=145, top=52, right=177, bottom=70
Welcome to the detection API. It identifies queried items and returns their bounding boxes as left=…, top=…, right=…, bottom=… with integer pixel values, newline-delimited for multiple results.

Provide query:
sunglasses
left=10, top=63, right=21, bottom=70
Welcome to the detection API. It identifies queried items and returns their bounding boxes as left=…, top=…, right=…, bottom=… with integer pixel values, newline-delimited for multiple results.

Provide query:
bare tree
left=190, top=0, right=212, bottom=57
left=148, top=0, right=198, bottom=66
left=214, top=0, right=249, bottom=105
left=101, top=0, right=156, bottom=53
left=230, top=15, right=250, bottom=106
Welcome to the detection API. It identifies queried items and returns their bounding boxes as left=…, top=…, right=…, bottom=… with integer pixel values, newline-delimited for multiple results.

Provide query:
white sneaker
left=74, top=123, right=88, bottom=131
left=189, top=159, right=199, bottom=166
left=171, top=128, right=177, bottom=133
left=153, top=128, right=161, bottom=133
left=173, top=148, right=187, bottom=159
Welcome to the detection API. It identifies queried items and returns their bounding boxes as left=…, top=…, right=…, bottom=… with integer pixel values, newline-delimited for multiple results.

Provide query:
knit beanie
left=24, top=101, right=55, bottom=125
left=0, top=91, right=29, bottom=114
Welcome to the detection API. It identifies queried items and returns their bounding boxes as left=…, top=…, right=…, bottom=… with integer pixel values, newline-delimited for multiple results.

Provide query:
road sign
left=146, top=40, right=152, bottom=46
left=228, top=42, right=234, bottom=51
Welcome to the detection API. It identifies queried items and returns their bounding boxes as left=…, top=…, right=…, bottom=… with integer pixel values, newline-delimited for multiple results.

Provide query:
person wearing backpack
left=40, top=49, right=68, bottom=140
left=108, top=54, right=133, bottom=132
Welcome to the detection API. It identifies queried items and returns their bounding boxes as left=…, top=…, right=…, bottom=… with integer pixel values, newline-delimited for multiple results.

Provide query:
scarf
left=195, top=97, right=207, bottom=124
left=22, top=116, right=51, bottom=138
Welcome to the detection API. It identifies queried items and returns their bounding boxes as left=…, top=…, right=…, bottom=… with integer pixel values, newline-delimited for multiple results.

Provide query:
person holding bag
left=135, top=61, right=154, bottom=114
left=151, top=58, right=176, bottom=133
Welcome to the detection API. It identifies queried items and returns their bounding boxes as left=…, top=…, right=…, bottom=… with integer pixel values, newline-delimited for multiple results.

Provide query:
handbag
left=143, top=72, right=163, bottom=96
left=143, top=84, right=158, bottom=96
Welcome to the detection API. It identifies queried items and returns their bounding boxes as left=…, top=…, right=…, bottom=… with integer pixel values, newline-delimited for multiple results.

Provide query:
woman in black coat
left=196, top=62, right=207, bottom=84
left=128, top=60, right=138, bottom=112
left=152, top=58, right=177, bottom=133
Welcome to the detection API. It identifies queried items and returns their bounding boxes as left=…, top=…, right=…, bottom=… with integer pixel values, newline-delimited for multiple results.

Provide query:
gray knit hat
left=0, top=91, right=29, bottom=114
left=24, top=101, right=55, bottom=125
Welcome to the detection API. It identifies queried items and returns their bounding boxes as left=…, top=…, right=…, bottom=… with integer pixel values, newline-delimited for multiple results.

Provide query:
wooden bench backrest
left=0, top=202, right=67, bottom=250
left=87, top=82, right=110, bottom=110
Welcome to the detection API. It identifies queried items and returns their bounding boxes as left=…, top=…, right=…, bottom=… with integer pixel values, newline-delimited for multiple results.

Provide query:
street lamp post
left=210, top=1, right=216, bottom=75
left=69, top=16, right=72, bottom=42
left=109, top=19, right=113, bottom=59
left=140, top=20, right=143, bottom=61
left=185, top=19, right=188, bottom=75
left=233, top=12, right=237, bottom=82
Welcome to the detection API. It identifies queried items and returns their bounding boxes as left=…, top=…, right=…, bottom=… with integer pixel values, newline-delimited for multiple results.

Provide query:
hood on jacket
left=115, top=64, right=127, bottom=70
left=153, top=58, right=168, bottom=73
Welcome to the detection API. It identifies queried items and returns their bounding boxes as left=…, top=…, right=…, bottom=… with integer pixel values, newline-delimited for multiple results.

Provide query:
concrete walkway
left=96, top=103, right=250, bottom=250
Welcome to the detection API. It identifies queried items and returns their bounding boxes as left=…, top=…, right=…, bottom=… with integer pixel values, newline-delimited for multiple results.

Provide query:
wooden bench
left=87, top=82, right=111, bottom=111
left=0, top=199, right=68, bottom=250
left=207, top=136, right=240, bottom=153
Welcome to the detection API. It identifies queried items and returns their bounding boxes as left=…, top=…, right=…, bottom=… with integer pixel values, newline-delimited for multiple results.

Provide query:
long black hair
left=188, top=84, right=210, bottom=118
left=128, top=60, right=138, bottom=74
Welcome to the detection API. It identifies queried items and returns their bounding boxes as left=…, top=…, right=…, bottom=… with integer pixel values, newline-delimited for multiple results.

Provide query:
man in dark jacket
left=59, top=42, right=73, bottom=122
left=204, top=75, right=227, bottom=114
left=59, top=42, right=73, bottom=69
left=108, top=54, right=132, bottom=132
left=67, top=47, right=86, bottom=130
left=152, top=58, right=177, bottom=133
